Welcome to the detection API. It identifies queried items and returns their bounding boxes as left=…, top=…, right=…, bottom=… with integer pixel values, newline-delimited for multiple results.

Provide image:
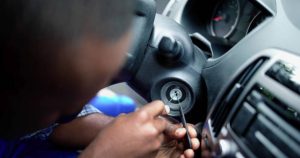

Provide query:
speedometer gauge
left=210, top=0, right=240, bottom=38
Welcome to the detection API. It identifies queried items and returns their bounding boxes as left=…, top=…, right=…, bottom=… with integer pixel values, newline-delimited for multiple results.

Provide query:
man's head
left=0, top=0, right=134, bottom=137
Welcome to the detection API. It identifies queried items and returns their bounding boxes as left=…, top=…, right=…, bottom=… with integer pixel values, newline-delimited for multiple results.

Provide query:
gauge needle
left=213, top=16, right=223, bottom=22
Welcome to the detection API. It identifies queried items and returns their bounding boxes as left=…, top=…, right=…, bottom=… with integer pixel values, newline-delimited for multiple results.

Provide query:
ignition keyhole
left=169, top=88, right=184, bottom=102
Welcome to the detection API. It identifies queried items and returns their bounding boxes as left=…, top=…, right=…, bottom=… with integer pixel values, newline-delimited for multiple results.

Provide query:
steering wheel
left=114, top=0, right=207, bottom=124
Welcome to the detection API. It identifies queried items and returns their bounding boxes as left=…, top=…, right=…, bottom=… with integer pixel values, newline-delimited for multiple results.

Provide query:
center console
left=203, top=49, right=300, bottom=157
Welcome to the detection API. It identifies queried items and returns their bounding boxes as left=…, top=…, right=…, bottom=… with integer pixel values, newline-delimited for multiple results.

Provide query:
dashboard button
left=267, top=61, right=300, bottom=95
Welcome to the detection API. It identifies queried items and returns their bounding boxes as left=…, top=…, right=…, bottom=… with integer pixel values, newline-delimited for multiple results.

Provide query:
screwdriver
left=178, top=104, right=193, bottom=149
left=166, top=92, right=192, bottom=149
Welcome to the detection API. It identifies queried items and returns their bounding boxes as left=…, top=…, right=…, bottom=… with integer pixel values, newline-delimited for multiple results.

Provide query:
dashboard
left=122, top=0, right=300, bottom=157
left=154, top=0, right=300, bottom=157
left=161, top=0, right=271, bottom=57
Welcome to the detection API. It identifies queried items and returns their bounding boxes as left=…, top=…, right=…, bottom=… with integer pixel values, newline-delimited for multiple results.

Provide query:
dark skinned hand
left=79, top=100, right=169, bottom=158
left=156, top=118, right=200, bottom=158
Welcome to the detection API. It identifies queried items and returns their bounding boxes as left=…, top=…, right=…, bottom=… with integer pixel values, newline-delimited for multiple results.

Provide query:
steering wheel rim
left=115, top=0, right=156, bottom=82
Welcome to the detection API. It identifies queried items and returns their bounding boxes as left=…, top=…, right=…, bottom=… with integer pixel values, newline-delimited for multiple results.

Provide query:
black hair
left=0, top=0, right=134, bottom=42
left=0, top=0, right=135, bottom=90
left=0, top=0, right=136, bottom=99
left=0, top=0, right=135, bottom=138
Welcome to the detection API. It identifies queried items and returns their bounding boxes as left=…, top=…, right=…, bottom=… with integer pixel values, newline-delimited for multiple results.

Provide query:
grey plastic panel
left=255, top=0, right=277, bottom=15
left=202, top=0, right=300, bottom=107
left=202, top=49, right=300, bottom=158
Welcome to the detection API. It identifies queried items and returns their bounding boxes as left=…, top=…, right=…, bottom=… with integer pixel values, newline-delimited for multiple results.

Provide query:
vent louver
left=210, top=58, right=267, bottom=137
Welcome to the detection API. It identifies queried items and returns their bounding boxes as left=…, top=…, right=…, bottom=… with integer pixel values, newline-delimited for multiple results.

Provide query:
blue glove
left=88, top=95, right=136, bottom=117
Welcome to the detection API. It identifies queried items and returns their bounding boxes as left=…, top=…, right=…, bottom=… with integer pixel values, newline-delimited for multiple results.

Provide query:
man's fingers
left=187, top=125, right=197, bottom=138
left=183, top=149, right=194, bottom=158
left=173, top=125, right=197, bottom=139
left=164, top=121, right=182, bottom=138
left=158, top=134, right=165, bottom=144
left=153, top=117, right=168, bottom=133
left=191, top=138, right=200, bottom=150
left=164, top=105, right=170, bottom=115
left=173, top=125, right=199, bottom=155
left=177, top=142, right=185, bottom=151
left=141, top=100, right=166, bottom=118
left=175, top=128, right=187, bottom=138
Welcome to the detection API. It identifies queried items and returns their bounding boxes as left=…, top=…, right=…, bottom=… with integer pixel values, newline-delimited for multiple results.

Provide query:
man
left=0, top=0, right=199, bottom=157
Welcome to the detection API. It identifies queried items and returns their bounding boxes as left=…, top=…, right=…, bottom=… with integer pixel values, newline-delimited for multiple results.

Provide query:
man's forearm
left=50, top=113, right=114, bottom=149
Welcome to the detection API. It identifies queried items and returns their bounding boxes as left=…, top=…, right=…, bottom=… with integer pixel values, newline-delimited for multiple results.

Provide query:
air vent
left=230, top=85, right=300, bottom=157
left=210, top=58, right=267, bottom=137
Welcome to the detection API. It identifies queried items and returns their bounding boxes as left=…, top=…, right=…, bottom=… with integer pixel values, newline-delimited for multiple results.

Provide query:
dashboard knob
left=157, top=37, right=183, bottom=64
